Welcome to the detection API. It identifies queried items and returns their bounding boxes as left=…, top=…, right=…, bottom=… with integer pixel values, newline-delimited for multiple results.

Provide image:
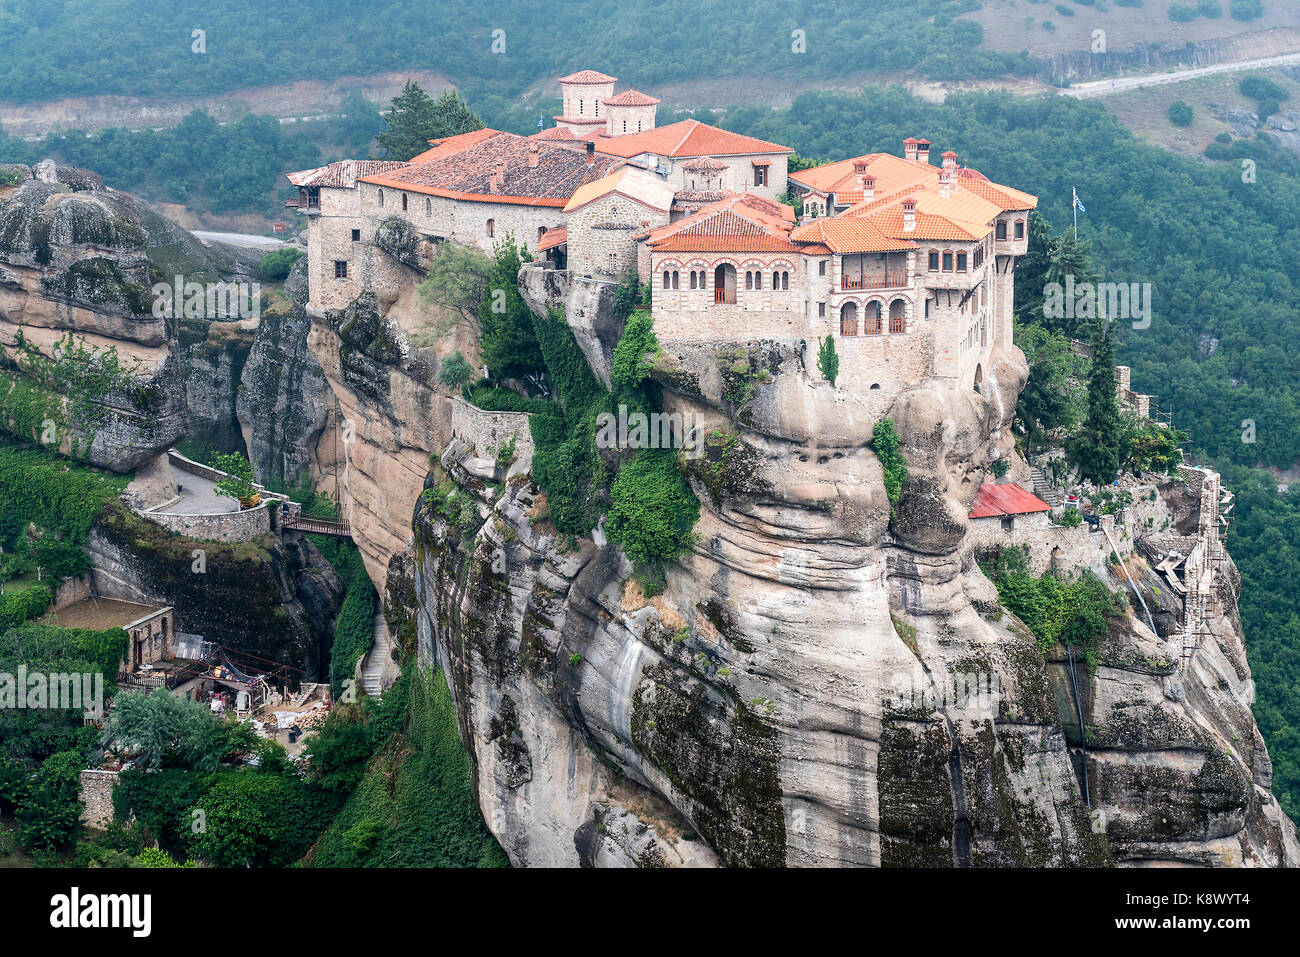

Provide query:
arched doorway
left=840, top=301, right=859, bottom=336
left=889, top=298, right=907, bottom=333
left=864, top=300, right=882, bottom=335
left=974, top=363, right=984, bottom=394
left=714, top=263, right=736, bottom=303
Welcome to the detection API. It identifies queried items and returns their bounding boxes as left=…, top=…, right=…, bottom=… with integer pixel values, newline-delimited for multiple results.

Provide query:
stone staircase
left=1029, top=466, right=1063, bottom=507
left=360, top=613, right=389, bottom=701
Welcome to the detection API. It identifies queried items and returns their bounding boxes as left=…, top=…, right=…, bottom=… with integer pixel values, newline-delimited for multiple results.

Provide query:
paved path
left=192, top=230, right=292, bottom=248
left=1061, top=50, right=1300, bottom=99
left=167, top=472, right=239, bottom=515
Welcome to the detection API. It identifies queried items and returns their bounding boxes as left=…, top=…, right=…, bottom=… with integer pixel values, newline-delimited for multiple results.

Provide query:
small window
left=690, top=271, right=697, bottom=290
left=925, top=298, right=931, bottom=318
left=637, top=120, right=642, bottom=132
left=623, top=120, right=627, bottom=133
left=943, top=252, right=953, bottom=272
left=1001, top=516, right=1014, bottom=532
left=818, top=260, right=826, bottom=276
left=754, top=166, right=767, bottom=187
left=818, top=302, right=826, bottom=318
left=487, top=218, right=495, bottom=238
left=780, top=271, right=789, bottom=290
left=401, top=193, right=408, bottom=211
left=673, top=271, right=680, bottom=289
left=928, top=252, right=939, bottom=271
left=425, top=197, right=432, bottom=215
left=1015, top=220, right=1025, bottom=240
left=996, top=220, right=1007, bottom=240
left=377, top=189, right=384, bottom=207
left=334, top=261, right=348, bottom=279
left=956, top=252, right=967, bottom=272
left=351, top=228, right=361, bottom=242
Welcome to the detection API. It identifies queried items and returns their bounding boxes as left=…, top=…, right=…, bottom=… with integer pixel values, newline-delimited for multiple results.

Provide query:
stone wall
left=568, top=192, right=669, bottom=281
left=450, top=397, right=535, bottom=475
left=143, top=501, right=272, bottom=543
left=78, top=769, right=118, bottom=828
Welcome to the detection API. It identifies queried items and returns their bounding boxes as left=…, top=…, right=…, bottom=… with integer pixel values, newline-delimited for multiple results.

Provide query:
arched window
left=889, top=299, right=907, bottom=334
left=487, top=219, right=495, bottom=238
left=745, top=271, right=754, bottom=290
left=539, top=226, right=547, bottom=243
left=840, top=301, right=859, bottom=336
left=664, top=270, right=672, bottom=289
left=780, top=271, right=789, bottom=290
left=378, top=189, right=384, bottom=207
left=673, top=271, right=680, bottom=289
left=425, top=197, right=431, bottom=215
left=401, top=193, right=408, bottom=211
left=864, top=300, right=882, bottom=335
left=714, top=263, right=736, bottom=303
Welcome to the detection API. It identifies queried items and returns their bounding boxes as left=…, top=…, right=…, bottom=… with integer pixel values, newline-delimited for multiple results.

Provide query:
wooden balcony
left=841, top=272, right=907, bottom=291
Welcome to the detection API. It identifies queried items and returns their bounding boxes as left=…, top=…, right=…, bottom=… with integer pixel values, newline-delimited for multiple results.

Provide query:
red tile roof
left=286, top=159, right=407, bottom=188
left=644, top=193, right=798, bottom=253
left=595, top=119, right=791, bottom=159
left=358, top=130, right=626, bottom=206
left=407, top=128, right=500, bottom=165
left=537, top=226, right=567, bottom=251
left=604, top=89, right=660, bottom=106
left=531, top=127, right=578, bottom=142
left=789, top=215, right=916, bottom=253
left=968, top=483, right=1051, bottom=519
left=558, top=70, right=616, bottom=84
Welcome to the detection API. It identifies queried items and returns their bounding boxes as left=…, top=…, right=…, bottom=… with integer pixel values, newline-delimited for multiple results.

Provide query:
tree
left=376, top=81, right=483, bottom=161
left=1069, top=316, right=1123, bottom=485
left=479, top=237, right=544, bottom=383
left=16, top=749, right=84, bottom=851
left=102, top=689, right=254, bottom=772
left=259, top=247, right=304, bottom=282
left=1042, top=229, right=1100, bottom=337
left=1168, top=100, right=1193, bottom=127
left=1015, top=323, right=1082, bottom=447
left=418, top=242, right=493, bottom=341
left=817, top=335, right=839, bottom=386
left=437, top=351, right=473, bottom=389
left=210, top=451, right=259, bottom=506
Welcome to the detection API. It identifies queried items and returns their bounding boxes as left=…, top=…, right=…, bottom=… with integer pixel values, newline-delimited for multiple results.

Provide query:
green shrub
left=871, top=419, right=908, bottom=509
left=259, top=247, right=304, bottom=282
left=1168, top=100, right=1193, bottom=127
left=605, top=448, right=699, bottom=567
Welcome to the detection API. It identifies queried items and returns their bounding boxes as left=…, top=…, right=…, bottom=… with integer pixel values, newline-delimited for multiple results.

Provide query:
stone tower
left=555, top=70, right=616, bottom=136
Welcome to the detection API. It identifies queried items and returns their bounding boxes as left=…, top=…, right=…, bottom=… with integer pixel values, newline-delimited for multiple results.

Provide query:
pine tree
left=1070, top=315, right=1123, bottom=486
left=376, top=82, right=483, bottom=161
left=817, top=335, right=839, bottom=386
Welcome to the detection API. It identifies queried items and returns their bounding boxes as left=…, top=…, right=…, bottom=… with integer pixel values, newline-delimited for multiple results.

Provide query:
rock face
left=302, top=243, right=1297, bottom=867
left=237, top=258, right=339, bottom=486
left=89, top=500, right=344, bottom=679
left=0, top=164, right=195, bottom=470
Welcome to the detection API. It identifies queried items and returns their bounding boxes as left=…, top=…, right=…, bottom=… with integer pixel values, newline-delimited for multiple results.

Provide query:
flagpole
left=1073, top=188, right=1078, bottom=239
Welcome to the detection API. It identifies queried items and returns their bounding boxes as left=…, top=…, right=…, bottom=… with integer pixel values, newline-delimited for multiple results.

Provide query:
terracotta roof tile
left=359, top=130, right=626, bottom=206
left=645, top=193, right=798, bottom=252
left=595, top=120, right=791, bottom=159
left=603, top=89, right=660, bottom=106
left=968, top=483, right=1051, bottom=519
left=407, top=128, right=500, bottom=165
left=558, top=70, right=617, bottom=84
left=537, top=226, right=567, bottom=251
left=286, top=159, right=408, bottom=188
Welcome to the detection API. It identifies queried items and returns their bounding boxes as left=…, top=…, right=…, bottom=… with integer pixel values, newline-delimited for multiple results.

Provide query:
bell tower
left=555, top=70, right=616, bottom=136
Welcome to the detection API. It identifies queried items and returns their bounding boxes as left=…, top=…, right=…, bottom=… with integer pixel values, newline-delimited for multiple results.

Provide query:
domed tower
left=555, top=70, right=616, bottom=136
left=603, top=89, right=660, bottom=136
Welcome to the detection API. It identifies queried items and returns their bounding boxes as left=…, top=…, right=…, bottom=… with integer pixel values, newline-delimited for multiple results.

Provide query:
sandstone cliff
left=301, top=245, right=1297, bottom=867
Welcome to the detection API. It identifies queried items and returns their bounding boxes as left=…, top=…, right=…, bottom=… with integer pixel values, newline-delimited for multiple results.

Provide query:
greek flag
left=1073, top=187, right=1086, bottom=213
left=537, top=114, right=544, bottom=130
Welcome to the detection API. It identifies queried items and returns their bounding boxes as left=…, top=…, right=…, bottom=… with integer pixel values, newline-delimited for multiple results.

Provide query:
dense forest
left=0, top=0, right=1032, bottom=106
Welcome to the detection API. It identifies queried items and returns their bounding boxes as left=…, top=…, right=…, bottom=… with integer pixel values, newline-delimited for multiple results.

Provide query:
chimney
left=489, top=158, right=505, bottom=193
left=902, top=198, right=916, bottom=232
left=903, top=137, right=919, bottom=162
left=527, top=142, right=540, bottom=168
left=853, top=159, right=868, bottom=184
left=862, top=175, right=875, bottom=202
left=939, top=151, right=957, bottom=197
left=585, top=141, right=595, bottom=166
left=916, top=139, right=931, bottom=165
